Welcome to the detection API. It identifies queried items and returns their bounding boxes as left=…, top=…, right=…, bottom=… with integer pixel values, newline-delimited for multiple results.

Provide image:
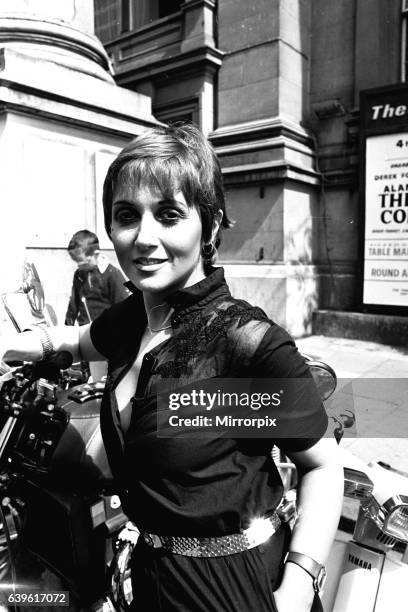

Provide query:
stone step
left=312, top=310, right=408, bottom=348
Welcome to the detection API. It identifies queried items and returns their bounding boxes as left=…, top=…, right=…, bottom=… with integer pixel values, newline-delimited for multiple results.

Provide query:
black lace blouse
left=90, top=267, right=327, bottom=537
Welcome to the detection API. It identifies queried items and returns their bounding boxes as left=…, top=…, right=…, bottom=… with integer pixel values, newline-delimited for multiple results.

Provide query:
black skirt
left=129, top=524, right=323, bottom=612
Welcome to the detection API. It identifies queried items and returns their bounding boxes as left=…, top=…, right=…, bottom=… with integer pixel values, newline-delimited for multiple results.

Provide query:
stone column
left=0, top=0, right=113, bottom=81
left=0, top=0, right=157, bottom=320
left=212, top=0, right=318, bottom=336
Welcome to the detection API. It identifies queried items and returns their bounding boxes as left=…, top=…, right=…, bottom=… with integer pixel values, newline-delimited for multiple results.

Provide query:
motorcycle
left=322, top=454, right=408, bottom=611
left=273, top=362, right=408, bottom=611
left=0, top=263, right=128, bottom=611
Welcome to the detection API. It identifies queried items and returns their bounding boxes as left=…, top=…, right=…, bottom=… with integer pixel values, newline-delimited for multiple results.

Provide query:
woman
left=1, top=124, right=343, bottom=611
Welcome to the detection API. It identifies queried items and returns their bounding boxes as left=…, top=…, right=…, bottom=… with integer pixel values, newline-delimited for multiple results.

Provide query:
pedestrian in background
left=65, top=229, right=128, bottom=326
left=65, top=229, right=129, bottom=381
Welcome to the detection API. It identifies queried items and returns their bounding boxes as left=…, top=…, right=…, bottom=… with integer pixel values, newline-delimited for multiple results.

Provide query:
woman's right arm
left=0, top=323, right=104, bottom=364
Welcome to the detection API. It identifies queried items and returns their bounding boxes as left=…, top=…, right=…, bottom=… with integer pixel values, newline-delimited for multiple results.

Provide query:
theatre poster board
left=360, top=85, right=408, bottom=312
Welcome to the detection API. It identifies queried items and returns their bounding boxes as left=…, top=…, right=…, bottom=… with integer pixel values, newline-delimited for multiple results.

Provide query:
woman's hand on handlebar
left=0, top=324, right=103, bottom=364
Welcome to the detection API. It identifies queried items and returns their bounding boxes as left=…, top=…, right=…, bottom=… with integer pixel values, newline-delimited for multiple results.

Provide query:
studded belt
left=141, top=512, right=281, bottom=557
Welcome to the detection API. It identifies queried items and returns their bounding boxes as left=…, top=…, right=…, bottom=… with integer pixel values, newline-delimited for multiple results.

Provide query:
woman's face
left=111, top=180, right=205, bottom=302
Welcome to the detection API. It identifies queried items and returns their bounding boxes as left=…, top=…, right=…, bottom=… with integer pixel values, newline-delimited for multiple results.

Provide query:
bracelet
left=24, top=324, right=55, bottom=361
left=284, top=551, right=327, bottom=594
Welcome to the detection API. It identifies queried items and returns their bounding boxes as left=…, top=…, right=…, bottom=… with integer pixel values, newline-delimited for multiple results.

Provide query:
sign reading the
left=361, top=86, right=408, bottom=309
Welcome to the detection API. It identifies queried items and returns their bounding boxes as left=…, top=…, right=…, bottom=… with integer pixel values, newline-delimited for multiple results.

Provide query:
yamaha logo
left=348, top=553, right=372, bottom=570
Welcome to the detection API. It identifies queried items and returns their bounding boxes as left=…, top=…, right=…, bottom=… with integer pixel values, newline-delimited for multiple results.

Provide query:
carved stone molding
left=210, top=117, right=319, bottom=187
left=0, top=16, right=112, bottom=82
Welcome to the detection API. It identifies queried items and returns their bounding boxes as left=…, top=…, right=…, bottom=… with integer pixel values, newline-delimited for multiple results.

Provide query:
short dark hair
left=67, top=230, right=99, bottom=260
left=102, top=123, right=233, bottom=249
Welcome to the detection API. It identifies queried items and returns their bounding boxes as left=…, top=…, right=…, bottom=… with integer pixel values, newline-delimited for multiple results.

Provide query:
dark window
left=157, top=112, right=195, bottom=125
left=94, top=0, right=121, bottom=42
left=119, top=0, right=181, bottom=33
left=403, top=0, right=408, bottom=81
left=158, top=0, right=182, bottom=18
left=154, top=99, right=199, bottom=127
left=121, top=0, right=130, bottom=32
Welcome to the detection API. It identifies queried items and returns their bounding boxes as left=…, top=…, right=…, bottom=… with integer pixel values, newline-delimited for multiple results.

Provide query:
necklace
left=147, top=303, right=173, bottom=334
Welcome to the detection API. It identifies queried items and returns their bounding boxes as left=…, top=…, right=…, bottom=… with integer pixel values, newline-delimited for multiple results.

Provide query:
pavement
left=296, top=335, right=408, bottom=473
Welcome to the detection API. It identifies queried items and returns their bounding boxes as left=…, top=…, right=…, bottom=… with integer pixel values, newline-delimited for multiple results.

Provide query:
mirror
left=22, top=262, right=45, bottom=318
left=1, top=262, right=48, bottom=332
left=305, top=358, right=337, bottom=401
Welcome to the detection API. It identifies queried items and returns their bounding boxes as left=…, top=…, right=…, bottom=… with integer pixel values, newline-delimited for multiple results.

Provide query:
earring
left=202, top=242, right=216, bottom=261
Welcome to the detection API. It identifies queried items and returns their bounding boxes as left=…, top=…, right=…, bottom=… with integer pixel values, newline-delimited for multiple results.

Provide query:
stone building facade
left=94, top=0, right=408, bottom=340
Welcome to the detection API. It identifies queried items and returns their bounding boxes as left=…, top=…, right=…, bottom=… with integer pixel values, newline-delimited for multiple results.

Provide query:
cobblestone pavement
left=297, top=335, right=408, bottom=473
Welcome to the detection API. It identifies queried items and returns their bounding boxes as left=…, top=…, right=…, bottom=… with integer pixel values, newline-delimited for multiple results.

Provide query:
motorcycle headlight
left=382, top=495, right=408, bottom=541
left=365, top=494, right=408, bottom=541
